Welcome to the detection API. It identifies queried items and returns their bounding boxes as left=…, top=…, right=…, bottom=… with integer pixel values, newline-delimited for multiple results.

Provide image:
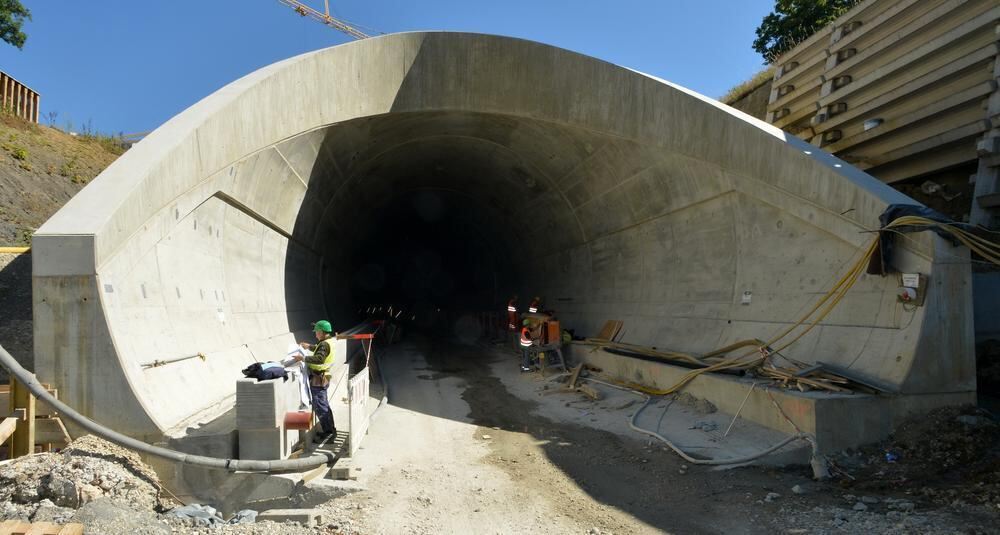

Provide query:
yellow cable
left=597, top=216, right=1000, bottom=397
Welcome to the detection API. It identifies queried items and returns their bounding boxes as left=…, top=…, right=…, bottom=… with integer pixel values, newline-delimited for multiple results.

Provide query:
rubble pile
left=0, top=435, right=360, bottom=534
left=0, top=435, right=170, bottom=521
left=832, top=406, right=1000, bottom=508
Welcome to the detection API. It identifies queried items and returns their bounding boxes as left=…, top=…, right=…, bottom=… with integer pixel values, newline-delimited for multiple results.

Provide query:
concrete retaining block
left=258, top=508, right=322, bottom=528
left=569, top=344, right=975, bottom=453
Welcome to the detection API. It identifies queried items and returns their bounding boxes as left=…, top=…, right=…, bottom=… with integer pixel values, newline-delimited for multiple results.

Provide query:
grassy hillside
left=0, top=114, right=123, bottom=246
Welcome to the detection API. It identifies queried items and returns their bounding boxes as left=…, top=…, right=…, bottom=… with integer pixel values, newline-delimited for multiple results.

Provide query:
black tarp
left=868, top=204, right=959, bottom=275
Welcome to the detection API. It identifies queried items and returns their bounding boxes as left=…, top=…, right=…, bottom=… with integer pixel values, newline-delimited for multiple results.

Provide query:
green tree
left=753, top=0, right=860, bottom=63
left=0, top=0, right=30, bottom=49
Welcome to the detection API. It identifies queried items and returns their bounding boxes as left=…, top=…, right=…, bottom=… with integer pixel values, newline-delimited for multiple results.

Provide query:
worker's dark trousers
left=521, top=347, right=534, bottom=368
left=311, top=385, right=335, bottom=434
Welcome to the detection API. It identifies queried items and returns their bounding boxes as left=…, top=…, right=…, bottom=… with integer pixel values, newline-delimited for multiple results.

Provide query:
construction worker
left=296, top=320, right=337, bottom=443
left=507, top=295, right=519, bottom=350
left=528, top=296, right=542, bottom=314
left=519, top=319, right=536, bottom=372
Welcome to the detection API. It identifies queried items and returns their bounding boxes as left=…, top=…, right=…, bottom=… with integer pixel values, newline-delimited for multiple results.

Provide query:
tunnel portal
left=31, top=32, right=973, bottom=439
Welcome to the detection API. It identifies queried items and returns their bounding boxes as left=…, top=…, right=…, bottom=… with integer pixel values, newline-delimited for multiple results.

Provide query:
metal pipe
left=140, top=352, right=206, bottom=369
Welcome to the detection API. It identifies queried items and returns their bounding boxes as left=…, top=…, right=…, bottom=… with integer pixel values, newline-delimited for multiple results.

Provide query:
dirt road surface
left=318, top=337, right=820, bottom=534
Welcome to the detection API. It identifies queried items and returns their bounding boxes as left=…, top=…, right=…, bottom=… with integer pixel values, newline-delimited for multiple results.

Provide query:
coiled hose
left=580, top=376, right=830, bottom=479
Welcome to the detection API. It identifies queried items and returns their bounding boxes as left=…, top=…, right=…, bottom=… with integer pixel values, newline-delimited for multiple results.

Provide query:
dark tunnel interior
left=281, top=112, right=587, bottom=335
left=347, top=189, right=521, bottom=329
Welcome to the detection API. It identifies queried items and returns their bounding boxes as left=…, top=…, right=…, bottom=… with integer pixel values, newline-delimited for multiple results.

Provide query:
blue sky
left=1, top=0, right=774, bottom=135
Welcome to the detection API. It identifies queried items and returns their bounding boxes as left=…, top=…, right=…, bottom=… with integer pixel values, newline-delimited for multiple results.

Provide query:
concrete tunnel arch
left=32, top=32, right=974, bottom=441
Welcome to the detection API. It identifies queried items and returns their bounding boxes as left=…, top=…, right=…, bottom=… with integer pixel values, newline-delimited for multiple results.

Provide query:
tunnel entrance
left=283, top=111, right=608, bottom=333
left=32, top=32, right=972, bottom=442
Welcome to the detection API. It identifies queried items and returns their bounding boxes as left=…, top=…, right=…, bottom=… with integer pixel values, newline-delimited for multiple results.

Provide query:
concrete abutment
left=29, top=32, right=974, bottom=477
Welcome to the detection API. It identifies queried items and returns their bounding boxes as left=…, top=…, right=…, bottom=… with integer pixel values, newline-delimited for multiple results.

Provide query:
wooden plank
left=25, top=522, right=61, bottom=535
left=593, top=320, right=623, bottom=341
left=34, top=418, right=69, bottom=446
left=567, top=364, right=584, bottom=389
left=9, top=379, right=34, bottom=459
left=575, top=384, right=603, bottom=401
left=0, top=384, right=52, bottom=393
left=816, top=361, right=899, bottom=393
left=0, top=393, right=58, bottom=417
left=56, top=524, right=84, bottom=535
left=793, top=364, right=823, bottom=377
left=0, top=520, right=33, bottom=535
left=0, top=417, right=16, bottom=445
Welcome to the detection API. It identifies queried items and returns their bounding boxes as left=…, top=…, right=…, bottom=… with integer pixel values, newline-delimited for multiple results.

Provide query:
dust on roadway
left=413, top=335, right=815, bottom=534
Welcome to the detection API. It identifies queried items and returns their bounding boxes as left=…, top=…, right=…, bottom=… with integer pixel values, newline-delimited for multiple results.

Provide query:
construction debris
left=167, top=504, right=240, bottom=527
left=580, top=325, right=893, bottom=396
left=0, top=435, right=169, bottom=515
left=830, top=406, right=1000, bottom=508
left=544, top=365, right=604, bottom=401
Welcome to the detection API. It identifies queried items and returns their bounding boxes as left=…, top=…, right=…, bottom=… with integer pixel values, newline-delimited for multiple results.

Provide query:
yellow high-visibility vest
left=307, top=338, right=335, bottom=374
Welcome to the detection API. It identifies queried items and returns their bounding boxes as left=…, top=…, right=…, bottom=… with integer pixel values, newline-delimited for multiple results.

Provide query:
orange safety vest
left=519, top=327, right=533, bottom=347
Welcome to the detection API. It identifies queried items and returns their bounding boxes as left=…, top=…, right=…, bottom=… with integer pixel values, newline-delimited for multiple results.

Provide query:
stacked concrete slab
left=31, top=33, right=974, bottom=448
left=235, top=378, right=300, bottom=460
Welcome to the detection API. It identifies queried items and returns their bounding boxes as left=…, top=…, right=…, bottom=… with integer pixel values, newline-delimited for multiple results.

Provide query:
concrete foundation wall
left=32, top=32, right=974, bottom=439
left=570, top=345, right=975, bottom=452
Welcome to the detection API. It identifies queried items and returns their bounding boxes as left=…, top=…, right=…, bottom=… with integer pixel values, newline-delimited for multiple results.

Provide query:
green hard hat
left=522, top=319, right=531, bottom=326
left=312, top=320, right=333, bottom=333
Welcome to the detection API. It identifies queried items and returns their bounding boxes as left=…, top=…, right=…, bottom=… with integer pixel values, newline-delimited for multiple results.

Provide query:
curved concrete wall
left=32, top=33, right=973, bottom=439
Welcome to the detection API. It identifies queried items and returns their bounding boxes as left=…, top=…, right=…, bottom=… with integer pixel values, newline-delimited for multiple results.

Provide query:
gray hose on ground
left=580, top=376, right=829, bottom=478
left=0, top=343, right=334, bottom=473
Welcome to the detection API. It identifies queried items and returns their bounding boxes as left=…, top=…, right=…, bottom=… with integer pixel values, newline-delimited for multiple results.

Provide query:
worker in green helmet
left=296, top=320, right=337, bottom=442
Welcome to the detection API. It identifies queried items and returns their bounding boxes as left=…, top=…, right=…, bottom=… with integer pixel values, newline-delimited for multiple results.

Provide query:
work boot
left=520, top=366, right=532, bottom=373
left=313, top=431, right=333, bottom=444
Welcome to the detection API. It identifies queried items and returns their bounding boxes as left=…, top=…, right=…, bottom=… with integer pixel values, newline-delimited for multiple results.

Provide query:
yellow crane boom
left=276, top=0, right=370, bottom=40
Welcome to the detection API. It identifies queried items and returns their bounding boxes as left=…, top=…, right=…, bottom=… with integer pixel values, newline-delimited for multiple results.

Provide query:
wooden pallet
left=0, top=520, right=83, bottom=535
left=2, top=381, right=72, bottom=460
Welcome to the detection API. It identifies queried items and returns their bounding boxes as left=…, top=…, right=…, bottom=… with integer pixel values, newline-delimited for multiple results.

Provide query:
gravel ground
left=327, top=337, right=1000, bottom=534
left=0, top=342, right=998, bottom=534
left=0, top=435, right=169, bottom=513
left=0, top=435, right=361, bottom=535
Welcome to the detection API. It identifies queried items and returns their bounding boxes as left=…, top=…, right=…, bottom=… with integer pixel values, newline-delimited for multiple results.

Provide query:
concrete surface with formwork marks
left=30, top=32, right=974, bottom=456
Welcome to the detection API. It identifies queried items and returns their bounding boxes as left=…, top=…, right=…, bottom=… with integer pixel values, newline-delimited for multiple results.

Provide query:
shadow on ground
left=382, top=333, right=817, bottom=534
left=0, top=252, right=33, bottom=382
